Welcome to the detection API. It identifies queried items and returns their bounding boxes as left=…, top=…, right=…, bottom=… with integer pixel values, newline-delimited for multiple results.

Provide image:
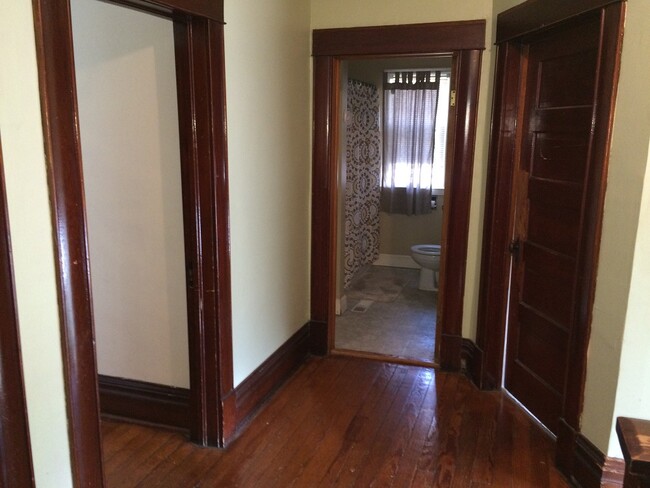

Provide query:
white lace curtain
left=381, top=70, right=444, bottom=215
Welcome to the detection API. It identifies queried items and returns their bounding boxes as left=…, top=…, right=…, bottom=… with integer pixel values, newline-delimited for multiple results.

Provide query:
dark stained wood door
left=505, top=14, right=603, bottom=435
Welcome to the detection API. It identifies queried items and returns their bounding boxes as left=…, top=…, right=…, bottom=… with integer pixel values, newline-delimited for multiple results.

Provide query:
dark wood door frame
left=0, top=138, right=35, bottom=487
left=310, top=21, right=485, bottom=370
left=31, top=0, right=233, bottom=485
left=475, top=0, right=625, bottom=477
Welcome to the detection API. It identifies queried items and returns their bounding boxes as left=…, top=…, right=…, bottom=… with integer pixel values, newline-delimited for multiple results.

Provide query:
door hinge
left=450, top=90, right=456, bottom=107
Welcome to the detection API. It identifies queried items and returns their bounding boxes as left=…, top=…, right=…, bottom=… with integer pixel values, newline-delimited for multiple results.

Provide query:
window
left=381, top=69, right=450, bottom=214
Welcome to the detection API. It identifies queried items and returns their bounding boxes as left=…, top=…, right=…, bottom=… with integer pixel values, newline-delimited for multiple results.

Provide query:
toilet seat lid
left=411, top=244, right=441, bottom=255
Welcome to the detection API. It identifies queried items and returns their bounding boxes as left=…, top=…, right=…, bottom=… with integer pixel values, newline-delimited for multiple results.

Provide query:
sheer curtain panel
left=381, top=71, right=443, bottom=215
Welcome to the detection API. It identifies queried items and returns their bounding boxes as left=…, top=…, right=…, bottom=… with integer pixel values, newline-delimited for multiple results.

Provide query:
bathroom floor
left=335, top=265, right=436, bottom=363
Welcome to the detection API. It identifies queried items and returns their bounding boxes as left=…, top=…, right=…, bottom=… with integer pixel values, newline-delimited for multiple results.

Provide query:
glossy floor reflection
left=335, top=265, right=436, bottom=362
left=101, top=356, right=570, bottom=487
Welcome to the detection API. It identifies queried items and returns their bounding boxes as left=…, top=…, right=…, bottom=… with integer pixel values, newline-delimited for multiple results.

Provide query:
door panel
left=505, top=14, right=602, bottom=434
left=531, top=133, right=589, bottom=183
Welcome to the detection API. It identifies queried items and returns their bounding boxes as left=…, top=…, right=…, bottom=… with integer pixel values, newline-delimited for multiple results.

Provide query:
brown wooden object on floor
left=617, top=417, right=650, bottom=488
left=101, top=356, right=571, bottom=487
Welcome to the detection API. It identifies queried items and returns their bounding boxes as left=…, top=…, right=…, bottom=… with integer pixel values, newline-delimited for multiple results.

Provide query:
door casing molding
left=310, top=21, right=485, bottom=369
left=31, top=0, right=233, bottom=485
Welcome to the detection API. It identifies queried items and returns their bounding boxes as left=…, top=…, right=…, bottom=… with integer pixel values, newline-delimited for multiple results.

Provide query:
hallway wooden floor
left=101, top=356, right=570, bottom=487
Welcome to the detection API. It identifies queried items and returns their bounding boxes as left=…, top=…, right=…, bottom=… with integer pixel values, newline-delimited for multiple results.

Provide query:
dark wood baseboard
left=99, top=322, right=314, bottom=438
left=574, top=434, right=625, bottom=487
left=558, top=418, right=624, bottom=487
left=98, top=375, right=190, bottom=431
left=439, top=333, right=463, bottom=371
left=309, top=319, right=328, bottom=355
left=460, top=338, right=484, bottom=388
left=234, top=322, right=311, bottom=427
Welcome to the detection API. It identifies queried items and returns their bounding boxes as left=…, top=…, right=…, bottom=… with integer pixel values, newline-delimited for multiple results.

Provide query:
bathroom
left=334, top=56, right=452, bottom=364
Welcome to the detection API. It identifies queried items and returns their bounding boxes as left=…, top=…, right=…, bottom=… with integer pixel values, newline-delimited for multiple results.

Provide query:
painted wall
left=580, top=0, right=650, bottom=457
left=0, top=3, right=73, bottom=487
left=71, top=0, right=190, bottom=388
left=225, top=0, right=312, bottom=386
left=608, top=138, right=650, bottom=454
left=379, top=210, right=443, bottom=255
left=311, top=0, right=495, bottom=340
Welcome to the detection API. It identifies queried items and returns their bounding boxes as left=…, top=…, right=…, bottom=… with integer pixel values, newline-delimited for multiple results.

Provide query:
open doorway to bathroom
left=334, top=56, right=452, bottom=365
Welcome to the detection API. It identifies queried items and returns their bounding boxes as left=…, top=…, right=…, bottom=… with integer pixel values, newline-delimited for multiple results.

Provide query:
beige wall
left=581, top=0, right=650, bottom=457
left=225, top=0, right=312, bottom=386
left=71, top=0, right=190, bottom=388
left=0, top=4, right=73, bottom=487
left=609, top=139, right=650, bottom=455
left=379, top=209, right=444, bottom=255
left=312, top=0, right=495, bottom=339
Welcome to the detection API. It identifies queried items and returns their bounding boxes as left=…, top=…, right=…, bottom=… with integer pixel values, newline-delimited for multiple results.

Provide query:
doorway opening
left=334, top=56, right=452, bottom=365
left=71, top=0, right=191, bottom=412
left=310, top=21, right=485, bottom=371
left=33, top=0, right=232, bottom=484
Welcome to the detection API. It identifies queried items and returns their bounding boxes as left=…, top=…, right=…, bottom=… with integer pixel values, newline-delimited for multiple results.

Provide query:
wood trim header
left=313, top=20, right=486, bottom=57
left=105, top=0, right=224, bottom=23
left=496, top=0, right=623, bottom=43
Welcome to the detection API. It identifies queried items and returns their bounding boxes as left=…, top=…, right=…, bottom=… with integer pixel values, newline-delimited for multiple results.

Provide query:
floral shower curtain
left=344, top=79, right=381, bottom=289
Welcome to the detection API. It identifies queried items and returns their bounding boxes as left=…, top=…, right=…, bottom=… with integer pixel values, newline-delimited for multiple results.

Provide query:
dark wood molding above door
left=476, top=0, right=625, bottom=481
left=0, top=139, right=35, bottom=487
left=496, top=0, right=622, bottom=42
left=32, top=0, right=232, bottom=485
left=105, top=0, right=223, bottom=22
left=311, top=21, right=485, bottom=370
left=312, top=20, right=486, bottom=56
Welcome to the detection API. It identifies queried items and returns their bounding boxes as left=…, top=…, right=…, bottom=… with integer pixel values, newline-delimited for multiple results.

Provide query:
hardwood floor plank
left=101, top=356, right=571, bottom=487
left=196, top=357, right=349, bottom=486
left=315, top=362, right=400, bottom=487
left=327, top=364, right=412, bottom=487
left=269, top=360, right=384, bottom=487
left=388, top=371, right=445, bottom=487
left=465, top=392, right=499, bottom=486
left=410, top=373, right=464, bottom=486
left=102, top=422, right=160, bottom=477
left=109, top=429, right=186, bottom=487
left=352, top=367, right=434, bottom=487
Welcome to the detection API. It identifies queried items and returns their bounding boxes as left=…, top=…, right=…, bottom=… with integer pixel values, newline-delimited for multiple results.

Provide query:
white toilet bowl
left=410, top=244, right=441, bottom=291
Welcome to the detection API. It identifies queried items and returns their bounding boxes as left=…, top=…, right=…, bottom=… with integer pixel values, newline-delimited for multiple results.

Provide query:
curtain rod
left=383, top=68, right=451, bottom=73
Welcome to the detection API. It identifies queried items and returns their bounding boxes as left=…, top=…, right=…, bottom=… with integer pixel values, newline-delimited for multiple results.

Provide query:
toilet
left=410, top=244, right=441, bottom=291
